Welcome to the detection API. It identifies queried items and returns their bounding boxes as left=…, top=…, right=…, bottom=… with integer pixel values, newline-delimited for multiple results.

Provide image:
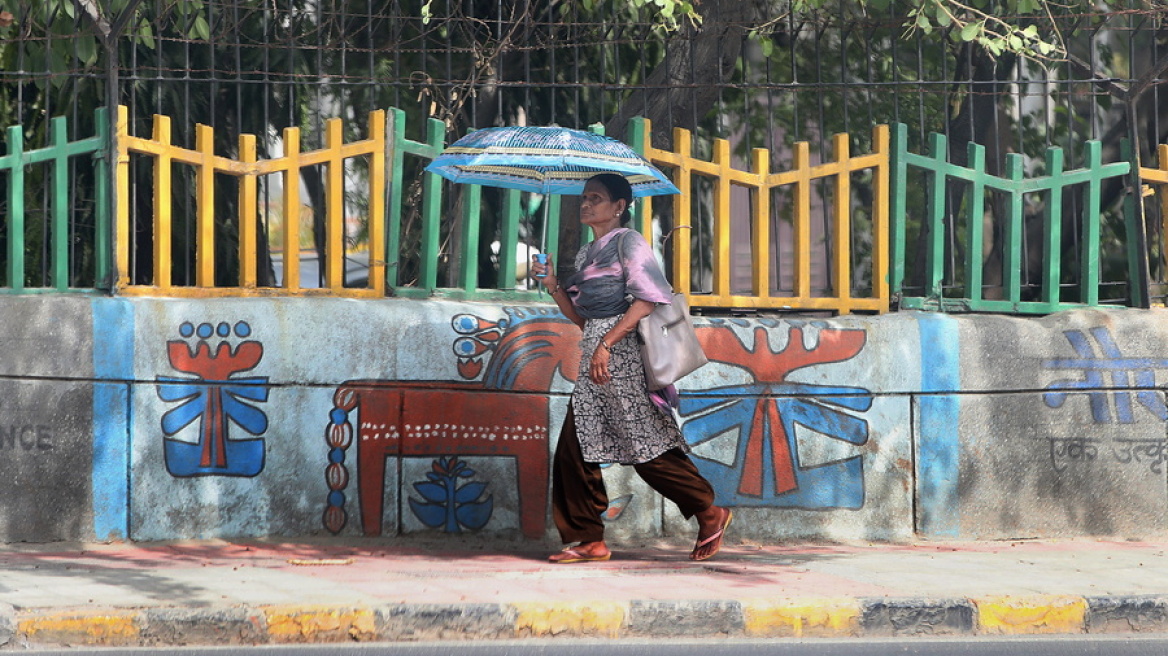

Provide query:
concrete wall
left=4, top=296, right=1166, bottom=544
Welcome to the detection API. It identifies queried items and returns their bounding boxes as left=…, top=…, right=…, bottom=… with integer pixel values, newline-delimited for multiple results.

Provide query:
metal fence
left=0, top=108, right=110, bottom=292
left=110, top=104, right=891, bottom=312
left=890, top=125, right=1135, bottom=313
left=0, top=0, right=1163, bottom=308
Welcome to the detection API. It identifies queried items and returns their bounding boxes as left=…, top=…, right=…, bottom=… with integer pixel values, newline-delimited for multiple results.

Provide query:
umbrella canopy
left=424, top=126, right=680, bottom=198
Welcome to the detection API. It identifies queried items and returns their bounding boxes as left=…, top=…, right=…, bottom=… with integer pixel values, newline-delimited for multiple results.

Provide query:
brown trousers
left=551, top=403, right=716, bottom=543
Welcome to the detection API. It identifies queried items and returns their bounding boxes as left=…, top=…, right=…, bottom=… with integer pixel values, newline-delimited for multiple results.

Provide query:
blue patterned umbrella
left=425, top=126, right=680, bottom=198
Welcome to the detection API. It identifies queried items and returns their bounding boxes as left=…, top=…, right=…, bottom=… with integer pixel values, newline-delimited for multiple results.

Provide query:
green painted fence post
left=94, top=107, right=111, bottom=290
left=1041, top=146, right=1065, bottom=306
left=1004, top=153, right=1025, bottom=305
left=1080, top=140, right=1103, bottom=307
left=5, top=125, right=24, bottom=292
left=963, top=141, right=986, bottom=303
left=923, top=132, right=948, bottom=300
left=386, top=108, right=406, bottom=288
left=889, top=123, right=908, bottom=296
left=417, top=117, right=446, bottom=292
left=497, top=189, right=521, bottom=290
left=49, top=116, right=70, bottom=290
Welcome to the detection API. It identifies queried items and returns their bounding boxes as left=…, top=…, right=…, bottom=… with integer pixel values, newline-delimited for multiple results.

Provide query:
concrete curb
left=9, top=595, right=1168, bottom=646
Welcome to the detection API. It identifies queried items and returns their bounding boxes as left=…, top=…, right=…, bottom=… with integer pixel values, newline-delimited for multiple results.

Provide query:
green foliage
left=580, top=0, right=700, bottom=30
left=0, top=0, right=208, bottom=128
left=789, top=0, right=1080, bottom=59
left=624, top=0, right=701, bottom=30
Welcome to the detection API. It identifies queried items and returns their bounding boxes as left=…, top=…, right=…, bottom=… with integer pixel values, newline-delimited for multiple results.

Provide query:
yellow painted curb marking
left=19, top=611, right=140, bottom=645
left=262, top=606, right=377, bottom=642
left=513, top=601, right=626, bottom=638
left=742, top=598, right=861, bottom=637
left=976, top=595, right=1087, bottom=635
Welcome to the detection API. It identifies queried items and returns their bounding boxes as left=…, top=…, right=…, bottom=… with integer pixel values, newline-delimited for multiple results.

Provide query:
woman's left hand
left=590, top=343, right=612, bottom=385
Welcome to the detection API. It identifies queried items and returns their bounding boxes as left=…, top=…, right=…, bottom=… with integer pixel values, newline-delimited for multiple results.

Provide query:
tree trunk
left=604, top=0, right=768, bottom=145
left=548, top=0, right=770, bottom=280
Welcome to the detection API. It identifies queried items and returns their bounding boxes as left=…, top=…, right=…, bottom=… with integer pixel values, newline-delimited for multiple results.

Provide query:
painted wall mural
left=86, top=297, right=1168, bottom=543
left=324, top=307, right=878, bottom=538
left=1044, top=326, right=1168, bottom=473
left=155, top=321, right=270, bottom=477
left=408, top=455, right=494, bottom=532
left=683, top=320, right=872, bottom=509
left=324, top=306, right=578, bottom=538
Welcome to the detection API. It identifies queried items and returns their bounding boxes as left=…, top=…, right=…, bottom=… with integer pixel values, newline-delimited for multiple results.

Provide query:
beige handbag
left=638, top=292, right=708, bottom=391
left=616, top=231, right=708, bottom=390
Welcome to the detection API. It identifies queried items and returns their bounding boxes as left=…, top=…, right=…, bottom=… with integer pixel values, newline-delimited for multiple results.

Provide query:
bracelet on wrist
left=600, top=340, right=611, bottom=352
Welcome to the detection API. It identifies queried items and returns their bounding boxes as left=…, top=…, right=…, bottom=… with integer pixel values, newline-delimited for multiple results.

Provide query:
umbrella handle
left=539, top=199, right=550, bottom=258
left=538, top=200, right=552, bottom=297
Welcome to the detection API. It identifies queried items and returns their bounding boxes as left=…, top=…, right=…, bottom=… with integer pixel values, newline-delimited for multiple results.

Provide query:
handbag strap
left=617, top=229, right=678, bottom=300
left=616, top=229, right=631, bottom=289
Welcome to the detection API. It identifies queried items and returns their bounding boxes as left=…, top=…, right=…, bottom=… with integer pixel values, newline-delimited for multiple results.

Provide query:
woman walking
left=530, top=172, right=732, bottom=564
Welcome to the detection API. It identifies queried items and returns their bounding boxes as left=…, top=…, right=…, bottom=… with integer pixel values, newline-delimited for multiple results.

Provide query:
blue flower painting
left=408, top=456, right=494, bottom=532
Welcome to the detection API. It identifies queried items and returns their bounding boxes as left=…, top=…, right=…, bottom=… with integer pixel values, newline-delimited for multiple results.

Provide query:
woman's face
left=579, top=179, right=626, bottom=232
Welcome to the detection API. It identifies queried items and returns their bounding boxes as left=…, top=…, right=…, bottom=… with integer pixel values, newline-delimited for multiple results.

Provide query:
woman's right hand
left=590, top=341, right=612, bottom=385
left=531, top=254, right=557, bottom=289
left=534, top=253, right=586, bottom=330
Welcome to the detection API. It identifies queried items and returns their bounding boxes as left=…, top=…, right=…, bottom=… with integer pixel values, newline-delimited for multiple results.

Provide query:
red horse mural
left=324, top=307, right=579, bottom=538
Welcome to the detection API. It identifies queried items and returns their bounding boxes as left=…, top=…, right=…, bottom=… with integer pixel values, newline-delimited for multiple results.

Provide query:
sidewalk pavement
left=2, top=535, right=1168, bottom=648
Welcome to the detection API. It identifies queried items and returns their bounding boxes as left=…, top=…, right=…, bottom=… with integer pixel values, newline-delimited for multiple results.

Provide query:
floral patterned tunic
left=561, top=228, right=689, bottom=464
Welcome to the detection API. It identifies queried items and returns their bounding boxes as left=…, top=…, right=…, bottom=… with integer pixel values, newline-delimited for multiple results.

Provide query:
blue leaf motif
left=454, top=481, right=488, bottom=504
left=412, top=481, right=448, bottom=503
left=223, top=379, right=270, bottom=402
left=157, top=379, right=203, bottom=402
left=408, top=498, right=446, bottom=528
left=455, top=497, right=493, bottom=530
left=160, top=396, right=205, bottom=435
left=222, top=392, right=269, bottom=434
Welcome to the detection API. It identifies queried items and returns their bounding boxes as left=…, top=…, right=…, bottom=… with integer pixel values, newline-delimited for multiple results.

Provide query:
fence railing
left=116, top=105, right=388, bottom=297
left=0, top=108, right=110, bottom=294
left=386, top=109, right=561, bottom=300
left=631, top=118, right=890, bottom=315
left=114, top=105, right=555, bottom=300
left=890, top=124, right=1135, bottom=314
left=2, top=107, right=1153, bottom=317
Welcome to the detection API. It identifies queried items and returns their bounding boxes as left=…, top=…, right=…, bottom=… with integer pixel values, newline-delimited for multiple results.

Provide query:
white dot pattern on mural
left=402, top=423, right=546, bottom=441
left=360, top=422, right=402, bottom=441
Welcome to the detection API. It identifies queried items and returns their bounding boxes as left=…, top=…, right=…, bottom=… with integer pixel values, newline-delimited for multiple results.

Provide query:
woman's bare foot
left=549, top=540, right=611, bottom=563
left=690, top=506, right=733, bottom=561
